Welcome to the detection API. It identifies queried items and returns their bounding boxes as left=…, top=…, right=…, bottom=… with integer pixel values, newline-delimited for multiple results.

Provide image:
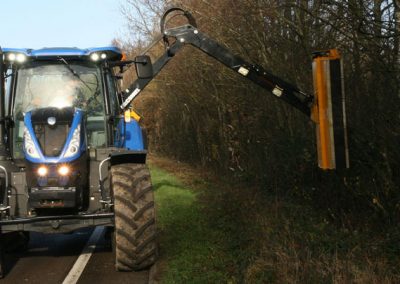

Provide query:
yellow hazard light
left=130, top=110, right=141, bottom=122
left=124, top=110, right=141, bottom=122
left=124, top=110, right=131, bottom=123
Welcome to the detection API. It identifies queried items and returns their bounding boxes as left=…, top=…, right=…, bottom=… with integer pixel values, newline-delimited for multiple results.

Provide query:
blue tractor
left=0, top=7, right=349, bottom=278
left=0, top=46, right=157, bottom=275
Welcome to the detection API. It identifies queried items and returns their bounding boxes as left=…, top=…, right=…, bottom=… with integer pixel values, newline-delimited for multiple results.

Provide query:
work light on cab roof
left=2, top=46, right=123, bottom=63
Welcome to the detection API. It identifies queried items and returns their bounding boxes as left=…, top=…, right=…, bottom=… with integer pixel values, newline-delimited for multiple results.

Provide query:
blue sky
left=0, top=0, right=128, bottom=49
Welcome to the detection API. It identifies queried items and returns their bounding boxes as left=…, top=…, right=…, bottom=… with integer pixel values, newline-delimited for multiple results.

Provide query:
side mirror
left=135, top=55, right=153, bottom=79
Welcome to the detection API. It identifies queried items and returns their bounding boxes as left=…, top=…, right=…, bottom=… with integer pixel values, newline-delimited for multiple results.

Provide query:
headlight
left=90, top=53, right=107, bottom=61
left=16, top=53, right=27, bottom=63
left=37, top=166, right=48, bottom=176
left=6, top=53, right=27, bottom=63
left=90, top=53, right=100, bottom=61
left=7, top=53, right=16, bottom=61
left=64, top=125, right=81, bottom=158
left=58, top=165, right=70, bottom=176
left=24, top=127, right=40, bottom=159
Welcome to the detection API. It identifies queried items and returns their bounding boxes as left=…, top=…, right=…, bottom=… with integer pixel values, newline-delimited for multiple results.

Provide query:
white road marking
left=62, top=226, right=105, bottom=284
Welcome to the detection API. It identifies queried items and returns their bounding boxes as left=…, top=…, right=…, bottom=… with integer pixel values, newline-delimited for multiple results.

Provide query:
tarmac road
left=1, top=227, right=150, bottom=284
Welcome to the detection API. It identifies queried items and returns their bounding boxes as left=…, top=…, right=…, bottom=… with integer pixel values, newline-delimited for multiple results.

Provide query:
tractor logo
left=47, top=116, right=56, bottom=126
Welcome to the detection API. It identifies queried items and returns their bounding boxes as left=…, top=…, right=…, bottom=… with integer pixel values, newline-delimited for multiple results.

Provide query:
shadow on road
left=2, top=227, right=93, bottom=279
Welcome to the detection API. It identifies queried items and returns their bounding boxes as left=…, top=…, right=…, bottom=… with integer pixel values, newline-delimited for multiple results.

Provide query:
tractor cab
left=13, top=58, right=105, bottom=160
left=0, top=46, right=156, bottom=275
left=5, top=47, right=123, bottom=161
left=0, top=47, right=146, bottom=213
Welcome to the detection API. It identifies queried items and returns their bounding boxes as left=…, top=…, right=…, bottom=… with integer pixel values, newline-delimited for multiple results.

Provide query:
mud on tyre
left=111, top=163, right=157, bottom=271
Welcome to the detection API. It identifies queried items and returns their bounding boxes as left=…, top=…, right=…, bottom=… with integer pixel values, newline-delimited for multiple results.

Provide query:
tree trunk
left=395, top=0, right=400, bottom=98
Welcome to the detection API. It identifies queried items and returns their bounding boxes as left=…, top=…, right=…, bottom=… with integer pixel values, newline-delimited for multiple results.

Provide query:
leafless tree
left=119, top=0, right=400, bottom=225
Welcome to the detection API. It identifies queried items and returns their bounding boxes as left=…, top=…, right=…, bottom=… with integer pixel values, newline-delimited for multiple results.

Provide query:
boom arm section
left=121, top=26, right=313, bottom=116
left=120, top=8, right=349, bottom=170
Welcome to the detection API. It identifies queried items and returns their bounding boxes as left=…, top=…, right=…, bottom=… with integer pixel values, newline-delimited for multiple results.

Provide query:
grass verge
left=149, top=156, right=400, bottom=283
left=149, top=164, right=236, bottom=283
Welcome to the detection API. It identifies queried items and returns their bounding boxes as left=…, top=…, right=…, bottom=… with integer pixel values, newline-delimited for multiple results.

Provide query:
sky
left=0, top=0, right=128, bottom=49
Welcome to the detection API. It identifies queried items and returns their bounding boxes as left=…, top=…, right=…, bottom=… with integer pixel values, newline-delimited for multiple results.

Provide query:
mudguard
left=109, top=150, right=147, bottom=166
left=114, top=118, right=145, bottom=151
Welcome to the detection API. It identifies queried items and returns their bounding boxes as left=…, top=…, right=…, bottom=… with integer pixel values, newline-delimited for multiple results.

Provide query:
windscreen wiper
left=58, top=57, right=92, bottom=91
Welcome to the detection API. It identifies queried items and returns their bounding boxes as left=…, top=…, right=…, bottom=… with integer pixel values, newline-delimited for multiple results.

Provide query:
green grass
left=149, top=162, right=400, bottom=283
left=150, top=166, right=236, bottom=283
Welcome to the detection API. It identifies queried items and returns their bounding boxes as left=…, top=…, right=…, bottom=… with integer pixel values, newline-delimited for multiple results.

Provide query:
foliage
left=122, top=0, right=400, bottom=229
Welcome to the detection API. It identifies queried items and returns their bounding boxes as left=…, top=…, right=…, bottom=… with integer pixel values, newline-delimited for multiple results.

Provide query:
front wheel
left=111, top=163, right=157, bottom=271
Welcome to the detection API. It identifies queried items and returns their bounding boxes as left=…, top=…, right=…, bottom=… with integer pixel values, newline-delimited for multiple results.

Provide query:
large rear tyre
left=111, top=163, right=157, bottom=271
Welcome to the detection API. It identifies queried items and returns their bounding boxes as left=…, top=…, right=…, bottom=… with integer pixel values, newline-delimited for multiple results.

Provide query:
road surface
left=1, top=227, right=152, bottom=284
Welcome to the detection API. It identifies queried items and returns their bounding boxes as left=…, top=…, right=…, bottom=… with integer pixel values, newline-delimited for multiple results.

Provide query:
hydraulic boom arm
left=121, top=9, right=313, bottom=115
left=121, top=7, right=349, bottom=170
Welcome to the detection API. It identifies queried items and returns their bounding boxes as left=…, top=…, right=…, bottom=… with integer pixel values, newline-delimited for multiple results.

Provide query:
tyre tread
left=111, top=163, right=158, bottom=271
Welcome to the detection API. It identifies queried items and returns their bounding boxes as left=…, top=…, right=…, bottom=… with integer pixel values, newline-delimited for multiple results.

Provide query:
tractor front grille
left=34, top=123, right=70, bottom=157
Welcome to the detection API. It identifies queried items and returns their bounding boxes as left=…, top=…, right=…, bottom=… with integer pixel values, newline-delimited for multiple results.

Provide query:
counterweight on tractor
left=0, top=7, right=349, bottom=278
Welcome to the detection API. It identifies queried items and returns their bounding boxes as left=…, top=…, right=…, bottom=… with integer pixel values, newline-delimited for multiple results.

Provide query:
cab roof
left=2, top=46, right=123, bottom=62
